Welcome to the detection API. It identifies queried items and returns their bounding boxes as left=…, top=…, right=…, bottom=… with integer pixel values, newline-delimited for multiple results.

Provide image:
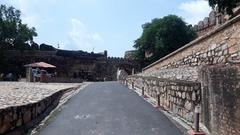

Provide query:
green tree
left=208, top=0, right=240, bottom=15
left=0, top=4, right=37, bottom=50
left=134, top=15, right=197, bottom=63
left=0, top=5, right=38, bottom=77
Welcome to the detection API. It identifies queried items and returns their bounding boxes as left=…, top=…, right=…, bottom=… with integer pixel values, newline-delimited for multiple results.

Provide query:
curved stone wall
left=0, top=83, right=79, bottom=135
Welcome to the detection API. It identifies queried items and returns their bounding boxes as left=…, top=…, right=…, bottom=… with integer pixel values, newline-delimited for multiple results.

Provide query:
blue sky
left=1, top=0, right=211, bottom=57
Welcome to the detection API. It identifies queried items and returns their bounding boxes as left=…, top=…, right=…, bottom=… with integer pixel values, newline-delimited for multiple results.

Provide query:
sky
left=1, top=0, right=211, bottom=57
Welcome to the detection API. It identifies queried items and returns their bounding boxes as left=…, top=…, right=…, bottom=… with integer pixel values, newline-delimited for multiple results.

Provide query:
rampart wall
left=121, top=14, right=240, bottom=135
left=0, top=51, right=141, bottom=81
left=144, top=15, right=240, bottom=72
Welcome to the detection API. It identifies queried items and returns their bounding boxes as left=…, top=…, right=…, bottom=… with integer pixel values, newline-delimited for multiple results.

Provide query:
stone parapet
left=0, top=82, right=80, bottom=135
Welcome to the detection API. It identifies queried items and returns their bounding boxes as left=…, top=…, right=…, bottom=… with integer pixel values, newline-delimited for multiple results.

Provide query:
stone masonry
left=139, top=67, right=198, bottom=82
left=199, top=65, right=240, bottom=135
left=126, top=12, right=240, bottom=135
left=125, top=76, right=201, bottom=123
left=1, top=50, right=140, bottom=81
left=144, top=15, right=240, bottom=72
left=0, top=82, right=80, bottom=135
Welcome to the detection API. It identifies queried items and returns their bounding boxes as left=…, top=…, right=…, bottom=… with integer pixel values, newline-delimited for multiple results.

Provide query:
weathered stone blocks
left=0, top=86, right=71, bottom=135
left=125, top=75, right=201, bottom=123
left=144, top=15, right=240, bottom=73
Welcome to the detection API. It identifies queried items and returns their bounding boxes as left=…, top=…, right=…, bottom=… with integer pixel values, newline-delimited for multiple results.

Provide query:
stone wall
left=132, top=12, right=240, bottom=135
left=199, top=65, right=240, bottom=135
left=124, top=75, right=201, bottom=123
left=124, top=50, right=136, bottom=60
left=193, top=11, right=229, bottom=37
left=194, top=11, right=218, bottom=37
left=107, top=57, right=141, bottom=79
left=0, top=50, right=141, bottom=81
left=194, top=7, right=240, bottom=37
left=139, top=67, right=198, bottom=82
left=0, top=87, right=73, bottom=135
left=144, top=15, right=240, bottom=72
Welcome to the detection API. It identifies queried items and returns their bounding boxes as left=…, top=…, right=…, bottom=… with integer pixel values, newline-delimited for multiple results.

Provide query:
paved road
left=39, top=82, right=183, bottom=135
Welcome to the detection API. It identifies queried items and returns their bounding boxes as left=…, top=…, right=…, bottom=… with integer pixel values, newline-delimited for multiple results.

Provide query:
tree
left=134, top=15, right=197, bottom=63
left=0, top=4, right=37, bottom=50
left=208, top=0, right=240, bottom=15
left=0, top=5, right=38, bottom=77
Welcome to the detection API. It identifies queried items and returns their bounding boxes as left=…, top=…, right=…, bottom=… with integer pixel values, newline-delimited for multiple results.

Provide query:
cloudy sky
left=1, top=0, right=211, bottom=57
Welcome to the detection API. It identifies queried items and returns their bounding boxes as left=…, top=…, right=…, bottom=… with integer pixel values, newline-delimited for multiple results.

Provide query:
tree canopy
left=208, top=0, right=240, bottom=15
left=0, top=4, right=38, bottom=50
left=133, top=15, right=197, bottom=64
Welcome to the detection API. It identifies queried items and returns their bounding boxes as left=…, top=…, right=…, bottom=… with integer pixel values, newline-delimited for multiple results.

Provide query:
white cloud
left=2, top=0, right=55, bottom=28
left=1, top=0, right=10, bottom=5
left=68, top=18, right=104, bottom=52
left=179, top=0, right=212, bottom=25
left=21, top=15, right=40, bottom=28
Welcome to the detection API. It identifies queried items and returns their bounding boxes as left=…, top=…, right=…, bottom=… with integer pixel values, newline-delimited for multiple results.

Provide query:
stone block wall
left=134, top=13, right=240, bottom=135
left=144, top=15, right=240, bottom=72
left=1, top=50, right=141, bottom=81
left=124, top=75, right=201, bottom=123
left=195, top=7, right=240, bottom=37
left=194, top=11, right=218, bottom=37
left=199, top=65, right=240, bottom=135
left=139, top=67, right=198, bottom=82
left=194, top=10, right=229, bottom=37
left=0, top=88, right=69, bottom=135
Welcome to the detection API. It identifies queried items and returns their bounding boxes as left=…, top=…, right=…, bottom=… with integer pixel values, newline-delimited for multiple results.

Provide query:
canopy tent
left=24, top=62, right=56, bottom=82
left=24, top=62, right=56, bottom=68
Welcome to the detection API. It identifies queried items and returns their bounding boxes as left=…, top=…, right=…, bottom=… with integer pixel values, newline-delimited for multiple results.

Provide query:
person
left=54, top=71, right=57, bottom=77
left=0, top=73, right=3, bottom=81
left=6, top=73, right=13, bottom=81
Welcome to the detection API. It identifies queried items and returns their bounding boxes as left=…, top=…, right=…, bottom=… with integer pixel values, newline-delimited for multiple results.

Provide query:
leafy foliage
left=208, top=0, right=240, bottom=15
left=0, top=5, right=38, bottom=77
left=133, top=15, right=197, bottom=63
left=0, top=4, right=37, bottom=50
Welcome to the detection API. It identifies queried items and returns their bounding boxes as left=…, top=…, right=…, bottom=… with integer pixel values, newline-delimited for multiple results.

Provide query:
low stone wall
left=124, top=75, right=201, bottom=123
left=0, top=83, right=79, bottom=135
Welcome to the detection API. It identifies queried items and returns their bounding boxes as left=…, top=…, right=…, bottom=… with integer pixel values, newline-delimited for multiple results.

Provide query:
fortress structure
left=1, top=49, right=141, bottom=81
left=120, top=9, right=240, bottom=135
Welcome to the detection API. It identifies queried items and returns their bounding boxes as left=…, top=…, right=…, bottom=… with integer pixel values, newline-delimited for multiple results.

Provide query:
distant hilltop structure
left=124, top=50, right=137, bottom=60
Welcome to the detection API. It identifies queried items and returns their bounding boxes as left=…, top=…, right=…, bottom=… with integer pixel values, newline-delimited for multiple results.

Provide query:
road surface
left=38, top=81, right=183, bottom=135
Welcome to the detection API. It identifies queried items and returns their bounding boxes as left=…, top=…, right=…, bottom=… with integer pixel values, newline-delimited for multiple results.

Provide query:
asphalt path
left=38, top=81, right=183, bottom=135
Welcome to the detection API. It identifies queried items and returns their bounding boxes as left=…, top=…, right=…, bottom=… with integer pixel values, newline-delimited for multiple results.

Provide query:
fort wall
left=121, top=14, right=240, bottom=135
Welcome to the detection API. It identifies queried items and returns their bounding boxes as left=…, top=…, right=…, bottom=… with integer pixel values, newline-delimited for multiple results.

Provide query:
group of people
left=0, top=73, right=19, bottom=81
